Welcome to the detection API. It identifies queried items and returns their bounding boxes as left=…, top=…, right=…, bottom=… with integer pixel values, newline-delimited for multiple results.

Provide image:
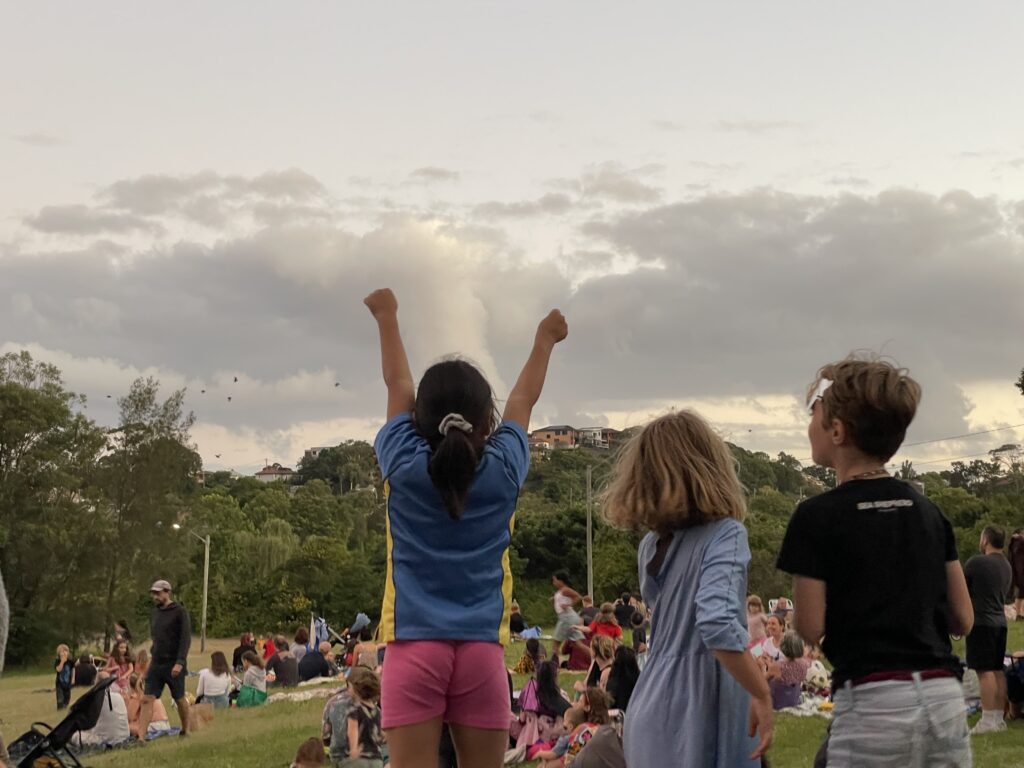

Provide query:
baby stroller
left=9, top=676, right=117, bottom=767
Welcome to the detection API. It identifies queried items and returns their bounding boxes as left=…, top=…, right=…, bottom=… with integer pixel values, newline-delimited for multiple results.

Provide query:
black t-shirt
left=510, top=611, right=526, bottom=634
left=580, top=606, right=599, bottom=625
left=297, top=651, right=331, bottom=682
left=267, top=653, right=299, bottom=687
left=965, top=553, right=1013, bottom=627
left=74, top=660, right=97, bottom=687
left=613, top=603, right=636, bottom=629
left=776, top=477, right=959, bottom=687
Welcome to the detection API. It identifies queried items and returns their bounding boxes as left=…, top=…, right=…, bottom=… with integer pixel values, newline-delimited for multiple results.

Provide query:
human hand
left=171, top=663, right=183, bottom=678
left=747, top=693, right=774, bottom=759
left=364, top=289, right=398, bottom=318
left=573, top=680, right=586, bottom=693
left=536, top=309, right=568, bottom=346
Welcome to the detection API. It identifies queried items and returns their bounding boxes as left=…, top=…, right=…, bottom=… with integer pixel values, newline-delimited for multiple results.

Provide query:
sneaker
left=971, top=719, right=1007, bottom=735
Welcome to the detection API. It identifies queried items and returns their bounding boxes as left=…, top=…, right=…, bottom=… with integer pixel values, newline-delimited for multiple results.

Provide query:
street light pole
left=586, top=465, right=594, bottom=599
left=200, top=534, right=210, bottom=653
left=173, top=524, right=211, bottom=652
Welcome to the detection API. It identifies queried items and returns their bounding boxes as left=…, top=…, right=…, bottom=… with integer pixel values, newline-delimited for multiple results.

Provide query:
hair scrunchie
left=439, top=413, right=474, bottom=437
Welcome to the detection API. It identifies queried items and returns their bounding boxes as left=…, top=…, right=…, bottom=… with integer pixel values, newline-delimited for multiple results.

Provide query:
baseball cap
left=150, top=579, right=172, bottom=593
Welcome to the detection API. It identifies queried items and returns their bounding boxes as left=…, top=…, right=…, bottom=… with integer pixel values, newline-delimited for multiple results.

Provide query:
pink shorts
left=380, top=640, right=510, bottom=730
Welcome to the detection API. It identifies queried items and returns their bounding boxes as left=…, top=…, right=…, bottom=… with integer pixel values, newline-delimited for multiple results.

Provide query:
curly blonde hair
left=603, top=410, right=745, bottom=534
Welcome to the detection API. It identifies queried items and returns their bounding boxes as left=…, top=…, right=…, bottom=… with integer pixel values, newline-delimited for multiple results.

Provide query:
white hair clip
left=807, top=378, right=833, bottom=414
left=439, top=413, right=474, bottom=437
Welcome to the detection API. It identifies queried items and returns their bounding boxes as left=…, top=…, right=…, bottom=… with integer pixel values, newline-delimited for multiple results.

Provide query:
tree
left=96, top=377, right=201, bottom=649
left=0, top=352, right=108, bottom=663
left=1016, top=367, right=1023, bottom=398
left=289, top=480, right=351, bottom=541
left=897, top=461, right=917, bottom=481
left=296, top=442, right=379, bottom=494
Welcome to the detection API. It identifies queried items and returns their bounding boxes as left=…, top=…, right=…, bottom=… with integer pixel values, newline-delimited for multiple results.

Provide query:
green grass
left=4, top=633, right=1024, bottom=767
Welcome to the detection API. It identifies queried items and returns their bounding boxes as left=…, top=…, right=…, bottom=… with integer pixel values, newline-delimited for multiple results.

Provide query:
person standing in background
left=1008, top=529, right=1024, bottom=620
left=138, top=579, right=192, bottom=739
left=54, top=644, right=75, bottom=709
left=965, top=525, right=1014, bottom=734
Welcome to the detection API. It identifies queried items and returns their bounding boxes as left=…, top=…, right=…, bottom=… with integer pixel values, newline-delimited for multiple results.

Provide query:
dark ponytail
left=415, top=359, right=498, bottom=521
left=428, top=429, right=480, bottom=520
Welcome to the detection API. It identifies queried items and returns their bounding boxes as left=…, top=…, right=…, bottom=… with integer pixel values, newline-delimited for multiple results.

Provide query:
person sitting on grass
left=78, top=671, right=131, bottom=747
left=343, top=667, right=386, bottom=768
left=125, top=673, right=170, bottom=739
left=575, top=635, right=615, bottom=696
left=605, top=646, right=641, bottom=712
left=563, top=687, right=611, bottom=765
left=292, top=627, right=311, bottom=662
left=74, top=653, right=97, bottom=688
left=513, top=637, right=547, bottom=675
left=267, top=635, right=300, bottom=688
left=352, top=628, right=379, bottom=671
left=237, top=650, right=267, bottom=707
left=510, top=600, right=527, bottom=638
left=291, top=736, right=326, bottom=767
left=533, top=706, right=588, bottom=768
left=232, top=632, right=256, bottom=672
left=767, top=632, right=810, bottom=711
left=299, top=641, right=341, bottom=682
left=196, top=651, right=234, bottom=709
left=584, top=604, right=623, bottom=641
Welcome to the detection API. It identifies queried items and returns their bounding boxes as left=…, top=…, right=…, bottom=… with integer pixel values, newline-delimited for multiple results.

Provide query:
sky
left=3, top=2, right=1024, bottom=475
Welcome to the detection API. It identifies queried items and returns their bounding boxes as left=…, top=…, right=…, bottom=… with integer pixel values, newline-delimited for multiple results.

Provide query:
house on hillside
left=577, top=427, right=623, bottom=450
left=530, top=425, right=577, bottom=449
left=255, top=463, right=296, bottom=483
left=303, top=446, right=333, bottom=461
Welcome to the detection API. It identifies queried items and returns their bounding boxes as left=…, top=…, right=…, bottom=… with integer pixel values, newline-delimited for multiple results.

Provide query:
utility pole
left=201, top=534, right=210, bottom=652
left=586, top=465, right=594, bottom=599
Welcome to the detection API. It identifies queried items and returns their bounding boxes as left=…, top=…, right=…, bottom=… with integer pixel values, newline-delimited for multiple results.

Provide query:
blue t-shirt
left=374, top=413, right=530, bottom=644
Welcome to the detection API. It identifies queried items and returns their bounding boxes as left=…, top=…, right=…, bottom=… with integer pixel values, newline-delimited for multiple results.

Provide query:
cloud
left=12, top=132, right=65, bottom=147
left=690, top=161, right=740, bottom=172
left=473, top=193, right=574, bottom=219
left=714, top=120, right=799, bottom=135
left=100, top=169, right=328, bottom=219
left=651, top=120, right=686, bottom=132
left=25, top=205, right=164, bottom=235
left=825, top=176, right=871, bottom=188
left=573, top=162, right=663, bottom=204
left=6, top=173, right=1024, bottom=468
left=408, top=166, right=461, bottom=184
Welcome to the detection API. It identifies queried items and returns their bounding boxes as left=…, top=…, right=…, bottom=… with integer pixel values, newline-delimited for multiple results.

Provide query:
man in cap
left=139, top=579, right=192, bottom=739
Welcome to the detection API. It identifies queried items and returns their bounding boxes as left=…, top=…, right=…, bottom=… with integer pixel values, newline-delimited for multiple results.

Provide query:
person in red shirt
left=585, top=603, right=623, bottom=641
left=262, top=634, right=277, bottom=662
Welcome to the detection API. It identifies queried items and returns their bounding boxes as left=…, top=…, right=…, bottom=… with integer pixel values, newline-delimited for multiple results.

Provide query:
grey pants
left=826, top=674, right=971, bottom=768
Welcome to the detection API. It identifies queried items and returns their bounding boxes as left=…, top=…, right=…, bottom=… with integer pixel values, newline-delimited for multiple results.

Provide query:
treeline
left=2, top=350, right=1023, bottom=666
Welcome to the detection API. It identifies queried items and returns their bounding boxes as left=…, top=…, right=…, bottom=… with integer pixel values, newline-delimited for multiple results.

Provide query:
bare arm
left=945, top=560, right=974, bottom=636
left=712, top=649, right=774, bottom=759
left=792, top=576, right=826, bottom=645
left=364, top=289, right=416, bottom=419
left=347, top=716, right=360, bottom=759
left=503, top=310, right=568, bottom=430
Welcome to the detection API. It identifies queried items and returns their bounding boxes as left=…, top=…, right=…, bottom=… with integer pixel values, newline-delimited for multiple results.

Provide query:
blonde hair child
left=604, top=410, right=772, bottom=766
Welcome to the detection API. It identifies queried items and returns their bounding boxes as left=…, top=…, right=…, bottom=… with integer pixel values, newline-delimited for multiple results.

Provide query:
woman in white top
left=551, top=571, right=588, bottom=663
left=196, top=651, right=234, bottom=709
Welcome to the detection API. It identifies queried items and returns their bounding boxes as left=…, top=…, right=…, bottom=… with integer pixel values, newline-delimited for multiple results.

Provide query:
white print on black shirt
left=856, top=499, right=915, bottom=511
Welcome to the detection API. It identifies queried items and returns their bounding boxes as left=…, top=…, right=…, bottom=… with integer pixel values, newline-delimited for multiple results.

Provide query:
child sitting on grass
left=291, top=736, right=326, bottom=767
left=344, top=667, right=385, bottom=768
left=514, top=637, right=547, bottom=675
left=563, top=687, right=611, bottom=765
left=533, top=706, right=588, bottom=768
